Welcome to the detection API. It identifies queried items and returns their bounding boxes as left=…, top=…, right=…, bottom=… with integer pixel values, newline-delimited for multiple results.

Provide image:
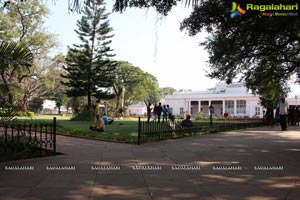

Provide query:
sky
left=44, top=0, right=300, bottom=95
left=44, top=0, right=217, bottom=91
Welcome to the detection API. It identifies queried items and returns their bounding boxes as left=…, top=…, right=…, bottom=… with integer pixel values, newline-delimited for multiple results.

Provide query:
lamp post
left=209, top=105, right=214, bottom=126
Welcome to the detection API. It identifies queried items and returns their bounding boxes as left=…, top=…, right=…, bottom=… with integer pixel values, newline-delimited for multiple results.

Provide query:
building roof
left=166, top=82, right=257, bottom=100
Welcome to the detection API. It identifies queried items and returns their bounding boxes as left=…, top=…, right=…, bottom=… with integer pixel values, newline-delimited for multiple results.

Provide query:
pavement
left=0, top=125, right=300, bottom=200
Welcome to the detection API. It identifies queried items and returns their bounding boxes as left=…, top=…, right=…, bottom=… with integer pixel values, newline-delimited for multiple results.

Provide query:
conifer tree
left=62, top=0, right=115, bottom=109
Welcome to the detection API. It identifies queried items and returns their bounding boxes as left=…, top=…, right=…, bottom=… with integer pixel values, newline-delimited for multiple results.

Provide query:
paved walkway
left=0, top=125, right=300, bottom=200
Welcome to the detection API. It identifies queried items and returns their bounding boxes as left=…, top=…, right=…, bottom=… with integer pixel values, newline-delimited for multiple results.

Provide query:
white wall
left=128, top=102, right=147, bottom=116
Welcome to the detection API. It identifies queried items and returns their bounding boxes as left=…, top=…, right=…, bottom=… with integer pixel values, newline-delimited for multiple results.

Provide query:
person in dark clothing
left=275, top=107, right=280, bottom=126
left=146, top=103, right=152, bottom=123
left=296, top=107, right=300, bottom=125
left=181, top=115, right=193, bottom=129
left=153, top=103, right=158, bottom=121
left=156, top=102, right=163, bottom=123
left=265, top=107, right=274, bottom=127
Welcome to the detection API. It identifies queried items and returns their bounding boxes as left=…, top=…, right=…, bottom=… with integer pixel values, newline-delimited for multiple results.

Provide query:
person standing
left=156, top=102, right=163, bottom=123
left=153, top=103, right=158, bottom=122
left=146, top=103, right=152, bottom=123
left=167, top=104, right=172, bottom=118
left=275, top=107, right=280, bottom=126
left=296, top=107, right=300, bottom=125
left=278, top=97, right=289, bottom=131
left=162, top=105, right=168, bottom=122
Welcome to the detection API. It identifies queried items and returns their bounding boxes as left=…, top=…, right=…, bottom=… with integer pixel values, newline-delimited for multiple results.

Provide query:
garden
left=16, top=114, right=265, bottom=143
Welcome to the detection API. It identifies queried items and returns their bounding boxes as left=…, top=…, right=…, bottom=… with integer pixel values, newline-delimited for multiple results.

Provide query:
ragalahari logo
left=230, top=2, right=246, bottom=19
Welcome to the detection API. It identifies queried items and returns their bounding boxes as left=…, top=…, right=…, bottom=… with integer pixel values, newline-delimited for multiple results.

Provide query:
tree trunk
left=87, top=75, right=91, bottom=110
left=115, top=95, right=120, bottom=111
left=8, top=91, right=14, bottom=105
left=87, top=91, right=91, bottom=110
left=22, top=94, right=29, bottom=110
left=115, top=89, right=123, bottom=111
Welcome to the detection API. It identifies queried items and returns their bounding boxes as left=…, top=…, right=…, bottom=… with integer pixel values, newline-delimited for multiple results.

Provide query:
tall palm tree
left=0, top=41, right=33, bottom=104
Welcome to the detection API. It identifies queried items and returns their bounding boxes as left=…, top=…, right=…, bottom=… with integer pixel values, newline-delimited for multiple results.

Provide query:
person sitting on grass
left=167, top=115, right=181, bottom=130
left=101, top=113, right=114, bottom=125
left=181, top=115, right=193, bottom=129
left=90, top=114, right=105, bottom=132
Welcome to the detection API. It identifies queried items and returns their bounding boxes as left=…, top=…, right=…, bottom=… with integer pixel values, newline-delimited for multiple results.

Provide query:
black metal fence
left=137, top=117, right=266, bottom=144
left=0, top=117, right=56, bottom=154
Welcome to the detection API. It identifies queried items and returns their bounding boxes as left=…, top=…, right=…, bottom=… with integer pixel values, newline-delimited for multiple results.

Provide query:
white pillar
left=198, top=101, right=201, bottom=113
left=208, top=100, right=211, bottom=115
left=234, top=100, right=237, bottom=115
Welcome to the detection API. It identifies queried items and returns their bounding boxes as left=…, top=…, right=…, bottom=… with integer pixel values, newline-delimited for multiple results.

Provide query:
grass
left=13, top=115, right=263, bottom=144
left=56, top=120, right=138, bottom=143
left=15, top=115, right=216, bottom=143
left=16, top=115, right=140, bottom=143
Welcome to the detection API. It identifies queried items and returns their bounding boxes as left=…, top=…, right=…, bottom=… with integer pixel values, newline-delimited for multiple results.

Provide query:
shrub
left=16, top=110, right=35, bottom=118
left=71, top=108, right=94, bottom=121
left=195, top=112, right=204, bottom=120
left=212, top=116, right=224, bottom=120
left=0, top=103, right=18, bottom=125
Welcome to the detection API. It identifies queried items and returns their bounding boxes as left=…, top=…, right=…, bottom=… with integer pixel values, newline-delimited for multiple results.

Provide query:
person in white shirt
left=278, top=97, right=288, bottom=131
left=167, top=115, right=181, bottom=131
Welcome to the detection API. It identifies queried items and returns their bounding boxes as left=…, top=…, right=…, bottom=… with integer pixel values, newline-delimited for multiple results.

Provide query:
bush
left=212, top=116, right=224, bottom=120
left=71, top=109, right=94, bottom=121
left=16, top=110, right=35, bottom=118
left=195, top=112, right=204, bottom=120
left=0, top=103, right=18, bottom=125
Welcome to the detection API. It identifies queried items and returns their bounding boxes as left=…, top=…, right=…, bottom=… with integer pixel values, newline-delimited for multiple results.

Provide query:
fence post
left=138, top=117, right=141, bottom=145
left=53, top=117, right=56, bottom=154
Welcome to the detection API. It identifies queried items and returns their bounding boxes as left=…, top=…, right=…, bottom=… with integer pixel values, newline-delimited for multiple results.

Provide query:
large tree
left=0, top=1, right=54, bottom=55
left=62, top=0, right=116, bottom=109
left=112, top=61, right=160, bottom=110
left=11, top=54, right=66, bottom=110
left=160, top=87, right=176, bottom=97
left=180, top=0, right=300, bottom=87
left=0, top=0, right=55, bottom=106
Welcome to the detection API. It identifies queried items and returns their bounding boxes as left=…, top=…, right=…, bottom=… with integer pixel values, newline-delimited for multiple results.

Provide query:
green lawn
left=15, top=115, right=258, bottom=144
left=56, top=119, right=138, bottom=143
left=17, top=115, right=140, bottom=143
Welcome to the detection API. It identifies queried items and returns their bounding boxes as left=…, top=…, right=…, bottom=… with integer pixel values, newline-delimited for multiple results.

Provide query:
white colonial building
left=164, top=82, right=299, bottom=118
left=128, top=101, right=147, bottom=116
